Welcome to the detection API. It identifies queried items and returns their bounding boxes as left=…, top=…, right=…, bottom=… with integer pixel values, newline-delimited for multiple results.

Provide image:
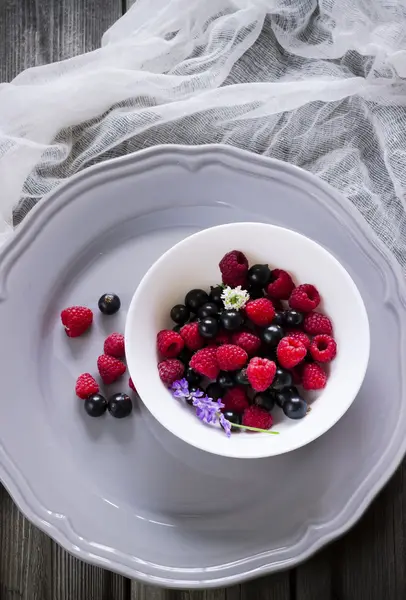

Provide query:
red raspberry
left=289, top=284, right=320, bottom=312
left=243, top=405, right=273, bottom=430
left=216, top=344, right=248, bottom=371
left=222, top=387, right=250, bottom=413
left=303, top=312, right=333, bottom=335
left=158, top=359, right=184, bottom=385
left=219, top=250, right=249, bottom=287
left=247, top=357, right=276, bottom=391
left=302, top=362, right=327, bottom=390
left=157, top=329, right=184, bottom=358
left=190, top=347, right=219, bottom=379
left=104, top=333, right=125, bottom=358
left=129, top=377, right=136, bottom=392
left=231, top=330, right=261, bottom=356
left=214, top=330, right=231, bottom=345
left=180, top=322, right=205, bottom=351
left=75, top=373, right=99, bottom=399
left=277, top=337, right=307, bottom=369
left=61, top=306, right=93, bottom=338
left=285, top=330, right=311, bottom=349
left=97, top=355, right=126, bottom=384
left=310, top=334, right=337, bottom=363
left=245, top=298, right=275, bottom=326
left=267, top=269, right=295, bottom=300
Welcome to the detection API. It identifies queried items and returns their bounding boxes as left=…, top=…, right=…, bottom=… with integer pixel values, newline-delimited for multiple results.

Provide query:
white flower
left=221, top=286, right=250, bottom=310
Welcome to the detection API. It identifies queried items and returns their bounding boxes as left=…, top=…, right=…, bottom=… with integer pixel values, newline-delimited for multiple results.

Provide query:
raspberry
left=267, top=269, right=295, bottom=300
left=219, top=250, right=249, bottom=287
left=247, top=357, right=276, bottom=391
left=302, top=362, right=327, bottom=390
left=310, top=334, right=337, bottom=363
left=231, top=330, right=261, bottom=356
left=75, top=373, right=99, bottom=399
left=245, top=298, right=275, bottom=327
left=158, top=359, right=184, bottom=385
left=180, top=322, right=205, bottom=351
left=157, top=329, right=184, bottom=358
left=222, top=387, right=250, bottom=413
left=216, top=344, right=248, bottom=371
left=104, top=333, right=125, bottom=358
left=214, top=330, right=231, bottom=345
left=285, top=330, right=311, bottom=349
left=243, top=405, right=273, bottom=430
left=289, top=284, right=320, bottom=312
left=277, top=337, right=307, bottom=369
left=61, top=306, right=93, bottom=338
left=129, top=377, right=136, bottom=392
left=303, top=312, right=333, bottom=335
left=97, top=355, right=126, bottom=385
left=190, top=347, right=219, bottom=379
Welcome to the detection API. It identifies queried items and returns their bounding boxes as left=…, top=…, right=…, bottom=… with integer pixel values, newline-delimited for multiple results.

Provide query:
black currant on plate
left=170, top=304, right=190, bottom=325
left=217, top=371, right=235, bottom=388
left=84, top=394, right=108, bottom=417
left=108, top=393, right=133, bottom=418
left=220, top=309, right=244, bottom=331
left=206, top=382, right=224, bottom=401
left=234, top=368, right=249, bottom=386
left=283, top=393, right=308, bottom=419
left=272, top=311, right=285, bottom=327
left=274, top=386, right=299, bottom=408
left=254, top=392, right=275, bottom=412
left=185, top=289, right=209, bottom=312
left=221, top=410, right=242, bottom=432
left=261, top=324, right=284, bottom=347
left=178, top=348, right=193, bottom=366
left=209, top=285, right=224, bottom=308
left=172, top=325, right=181, bottom=333
left=198, top=302, right=220, bottom=319
left=271, top=367, right=293, bottom=391
left=247, top=264, right=271, bottom=287
left=198, top=317, right=219, bottom=338
left=247, top=285, right=265, bottom=300
left=284, top=310, right=303, bottom=328
left=185, top=367, right=201, bottom=386
left=98, top=293, right=121, bottom=315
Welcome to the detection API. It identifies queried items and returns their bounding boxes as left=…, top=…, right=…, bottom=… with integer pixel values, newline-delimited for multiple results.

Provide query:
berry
left=277, top=337, right=307, bottom=369
left=158, top=359, right=184, bottom=385
left=219, top=309, right=244, bottom=331
left=198, top=317, right=219, bottom=339
left=247, top=285, right=265, bottom=300
left=271, top=367, right=293, bottom=391
left=108, top=393, right=133, bottom=418
left=185, top=367, right=201, bottom=386
left=98, top=293, right=121, bottom=315
left=247, top=264, right=271, bottom=287
left=245, top=298, right=275, bottom=327
left=283, top=394, right=307, bottom=420
left=267, top=269, right=295, bottom=300
left=209, top=286, right=224, bottom=307
left=97, top=355, right=126, bottom=384
left=289, top=284, right=320, bottom=312
left=254, top=392, right=275, bottom=412
left=198, top=302, right=219, bottom=319
left=303, top=312, right=333, bottom=335
left=75, top=373, right=99, bottom=399
left=272, top=311, right=285, bottom=326
left=284, top=310, right=304, bottom=328
left=310, top=334, right=337, bottom=363
left=219, top=250, right=249, bottom=287
left=247, top=357, right=276, bottom=392
left=61, top=306, right=93, bottom=338
left=84, top=394, right=108, bottom=417
left=223, top=387, right=250, bottom=413
left=173, top=325, right=181, bottom=333
left=260, top=324, right=284, bottom=347
left=177, top=347, right=193, bottom=365
left=222, top=411, right=242, bottom=432
left=206, top=382, right=223, bottom=400
left=157, top=329, right=184, bottom=358
left=185, top=289, right=209, bottom=312
left=242, top=406, right=273, bottom=430
left=274, top=386, right=298, bottom=408
left=231, top=330, right=261, bottom=356
left=285, top=330, right=310, bottom=349
left=217, top=344, right=248, bottom=371
left=129, top=377, right=136, bottom=392
left=217, top=371, right=235, bottom=388
left=170, top=304, right=190, bottom=325
left=180, top=322, right=205, bottom=351
left=302, top=362, right=327, bottom=390
left=190, top=347, right=219, bottom=379
left=234, top=368, right=249, bottom=386
left=214, top=330, right=231, bottom=345
left=290, top=365, right=304, bottom=385
left=104, top=333, right=125, bottom=358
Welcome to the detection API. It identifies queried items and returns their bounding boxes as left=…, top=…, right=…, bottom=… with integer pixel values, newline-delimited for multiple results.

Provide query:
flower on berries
left=219, top=413, right=232, bottom=438
left=193, top=396, right=225, bottom=424
left=170, top=378, right=205, bottom=402
left=221, top=285, right=250, bottom=310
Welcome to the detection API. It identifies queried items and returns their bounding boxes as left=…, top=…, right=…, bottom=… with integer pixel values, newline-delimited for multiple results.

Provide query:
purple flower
left=219, top=413, right=232, bottom=438
left=170, top=379, right=205, bottom=402
left=192, top=396, right=225, bottom=425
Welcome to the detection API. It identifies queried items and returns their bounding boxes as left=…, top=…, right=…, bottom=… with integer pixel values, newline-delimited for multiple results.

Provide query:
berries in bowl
left=125, top=223, right=370, bottom=459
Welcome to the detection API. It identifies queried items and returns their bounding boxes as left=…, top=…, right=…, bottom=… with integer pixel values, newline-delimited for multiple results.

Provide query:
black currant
left=198, top=302, right=220, bottom=319
left=198, top=317, right=219, bottom=338
left=84, top=394, right=108, bottom=417
left=172, top=325, right=181, bottom=333
left=98, top=293, right=121, bottom=315
left=178, top=348, right=193, bottom=366
left=254, top=392, right=275, bottom=412
left=283, top=394, right=307, bottom=419
left=185, top=289, right=209, bottom=312
left=272, top=311, right=285, bottom=326
left=185, top=367, right=201, bottom=386
left=217, top=372, right=235, bottom=388
left=261, top=324, right=284, bottom=347
left=219, top=309, right=244, bottom=331
left=170, top=304, right=190, bottom=325
left=247, top=264, right=271, bottom=287
left=108, top=393, right=133, bottom=418
left=271, top=368, right=293, bottom=391
left=209, top=285, right=224, bottom=307
left=274, top=386, right=299, bottom=408
left=247, top=285, right=265, bottom=299
left=234, top=368, right=249, bottom=386
left=206, top=382, right=223, bottom=401
left=221, top=410, right=242, bottom=432
left=284, top=310, right=304, bottom=328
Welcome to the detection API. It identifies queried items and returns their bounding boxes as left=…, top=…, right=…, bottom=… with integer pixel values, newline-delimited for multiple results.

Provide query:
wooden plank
left=239, top=573, right=290, bottom=600
left=294, top=549, right=333, bottom=600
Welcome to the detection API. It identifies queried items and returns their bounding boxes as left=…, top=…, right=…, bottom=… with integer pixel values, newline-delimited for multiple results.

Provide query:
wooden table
left=0, top=2, right=405, bottom=599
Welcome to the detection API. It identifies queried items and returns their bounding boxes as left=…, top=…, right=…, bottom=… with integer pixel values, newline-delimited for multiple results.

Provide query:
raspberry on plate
left=104, top=332, right=125, bottom=358
left=180, top=322, right=205, bottom=351
left=303, top=311, right=333, bottom=335
left=245, top=298, right=275, bottom=327
left=267, top=269, right=295, bottom=300
left=284, top=330, right=311, bottom=349
left=97, top=355, right=126, bottom=385
left=231, top=330, right=261, bottom=356
left=190, top=347, right=220, bottom=379
left=129, top=377, right=137, bottom=392
left=243, top=405, right=273, bottom=430
left=75, top=373, right=99, bottom=399
left=289, top=284, right=320, bottom=312
left=157, top=329, right=185, bottom=358
left=216, top=344, right=248, bottom=371
left=61, top=306, right=93, bottom=338
left=247, top=357, right=276, bottom=391
left=222, top=387, right=250, bottom=413
left=302, top=362, right=327, bottom=390
left=310, top=334, right=337, bottom=362
left=158, top=359, right=184, bottom=386
left=277, top=337, right=307, bottom=369
left=219, top=250, right=249, bottom=287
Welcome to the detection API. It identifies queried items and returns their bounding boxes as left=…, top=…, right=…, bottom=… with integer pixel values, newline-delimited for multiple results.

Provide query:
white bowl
left=125, top=223, right=370, bottom=459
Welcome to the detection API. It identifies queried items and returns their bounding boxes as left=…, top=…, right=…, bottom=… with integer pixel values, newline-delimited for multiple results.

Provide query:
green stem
left=231, top=423, right=279, bottom=434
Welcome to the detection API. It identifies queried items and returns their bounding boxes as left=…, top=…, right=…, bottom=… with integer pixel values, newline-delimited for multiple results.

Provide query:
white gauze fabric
left=1, top=0, right=406, bottom=270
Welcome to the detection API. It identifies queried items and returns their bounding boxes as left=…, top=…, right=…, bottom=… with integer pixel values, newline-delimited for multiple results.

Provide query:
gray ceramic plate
left=0, top=145, right=405, bottom=588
